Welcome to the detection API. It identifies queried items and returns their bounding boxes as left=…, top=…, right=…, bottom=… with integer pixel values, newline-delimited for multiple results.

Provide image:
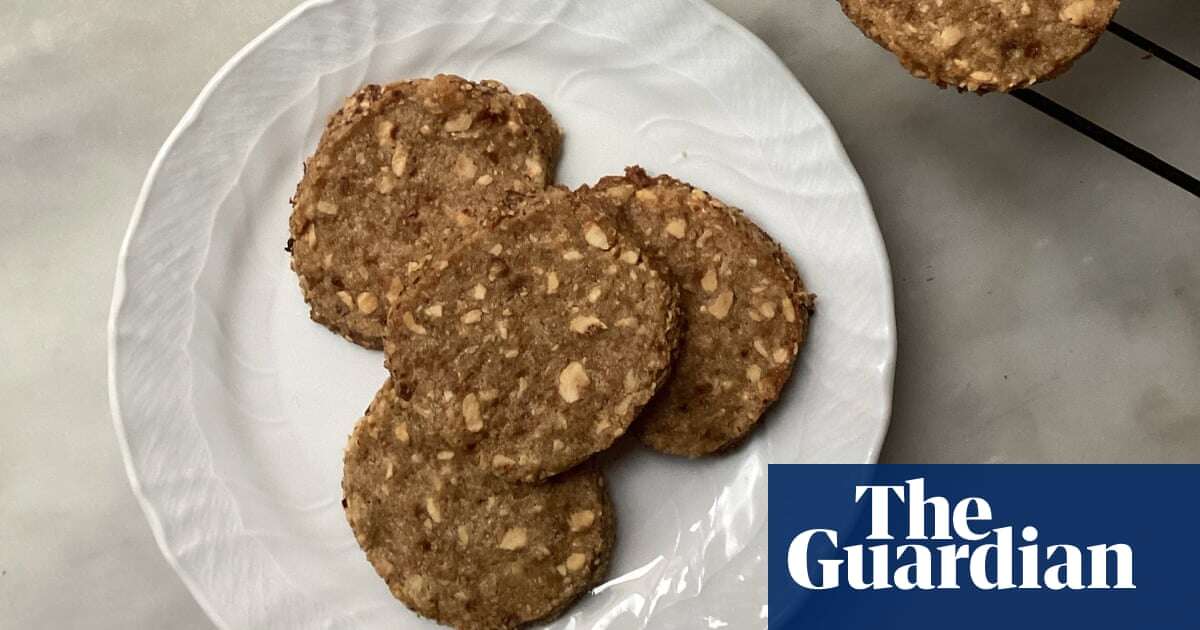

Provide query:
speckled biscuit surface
left=383, top=187, right=679, bottom=482
left=344, top=381, right=614, bottom=630
left=289, top=74, right=561, bottom=348
left=839, top=0, right=1119, bottom=92
left=592, top=167, right=813, bottom=457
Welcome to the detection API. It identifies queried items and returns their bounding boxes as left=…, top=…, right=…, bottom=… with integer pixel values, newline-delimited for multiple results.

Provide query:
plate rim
left=107, top=0, right=896, bottom=627
left=107, top=2, right=342, bottom=626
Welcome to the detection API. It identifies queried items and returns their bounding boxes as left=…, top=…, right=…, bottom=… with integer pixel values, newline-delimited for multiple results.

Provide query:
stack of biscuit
left=288, top=74, right=814, bottom=630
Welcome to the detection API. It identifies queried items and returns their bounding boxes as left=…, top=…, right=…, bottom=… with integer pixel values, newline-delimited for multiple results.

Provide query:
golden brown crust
left=591, top=167, right=813, bottom=457
left=290, top=75, right=562, bottom=348
left=343, top=381, right=615, bottom=630
left=383, top=187, right=680, bottom=482
left=839, top=0, right=1120, bottom=92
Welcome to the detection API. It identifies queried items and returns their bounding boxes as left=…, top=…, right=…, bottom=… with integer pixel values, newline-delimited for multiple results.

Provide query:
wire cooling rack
left=1011, top=21, right=1198, bottom=197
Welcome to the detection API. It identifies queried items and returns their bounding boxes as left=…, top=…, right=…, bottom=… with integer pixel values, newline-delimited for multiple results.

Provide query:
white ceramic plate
left=108, top=0, right=894, bottom=627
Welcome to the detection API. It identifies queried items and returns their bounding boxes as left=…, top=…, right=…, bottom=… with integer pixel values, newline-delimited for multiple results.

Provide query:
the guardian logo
left=788, top=478, right=1135, bottom=591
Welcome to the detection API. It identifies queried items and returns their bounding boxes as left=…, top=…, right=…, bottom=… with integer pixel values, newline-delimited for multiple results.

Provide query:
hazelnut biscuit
left=592, top=167, right=814, bottom=457
left=289, top=74, right=561, bottom=348
left=384, top=187, right=680, bottom=483
left=343, top=381, right=614, bottom=630
left=839, top=0, right=1120, bottom=92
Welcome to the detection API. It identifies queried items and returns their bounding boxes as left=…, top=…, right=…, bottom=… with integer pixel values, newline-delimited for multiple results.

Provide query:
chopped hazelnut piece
left=463, top=393, right=483, bottom=432
left=425, top=498, right=442, bottom=523
left=584, top=223, right=611, bottom=250
left=565, top=552, right=587, bottom=572
left=701, top=268, right=718, bottom=293
left=498, top=527, right=528, bottom=550
left=569, top=510, right=596, bottom=532
left=390, top=145, right=409, bottom=176
left=707, top=289, right=735, bottom=320
left=444, top=111, right=474, bottom=132
left=356, top=292, right=379, bottom=314
left=402, top=311, right=427, bottom=335
left=569, top=315, right=606, bottom=334
left=558, top=361, right=590, bottom=403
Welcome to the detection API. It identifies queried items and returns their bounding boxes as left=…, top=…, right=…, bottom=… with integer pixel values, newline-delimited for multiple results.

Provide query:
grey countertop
left=2, top=0, right=1196, bottom=627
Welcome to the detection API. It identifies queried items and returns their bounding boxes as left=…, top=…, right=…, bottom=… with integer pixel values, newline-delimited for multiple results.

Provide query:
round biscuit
left=290, top=74, right=561, bottom=348
left=343, top=381, right=615, bottom=630
left=839, top=0, right=1120, bottom=92
left=592, top=167, right=814, bottom=457
left=383, top=187, right=679, bottom=482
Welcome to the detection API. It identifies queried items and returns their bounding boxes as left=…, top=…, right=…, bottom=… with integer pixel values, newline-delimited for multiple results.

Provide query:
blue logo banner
left=768, top=465, right=1200, bottom=629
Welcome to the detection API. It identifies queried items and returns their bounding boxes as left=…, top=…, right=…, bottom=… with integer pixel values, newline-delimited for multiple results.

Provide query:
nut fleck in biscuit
left=289, top=74, right=561, bottom=348
left=384, top=187, right=680, bottom=482
left=839, top=0, right=1120, bottom=92
left=592, top=167, right=813, bottom=457
left=344, top=381, right=614, bottom=630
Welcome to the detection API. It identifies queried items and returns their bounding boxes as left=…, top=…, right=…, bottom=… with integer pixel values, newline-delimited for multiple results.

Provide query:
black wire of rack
left=1011, top=21, right=1199, bottom=198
